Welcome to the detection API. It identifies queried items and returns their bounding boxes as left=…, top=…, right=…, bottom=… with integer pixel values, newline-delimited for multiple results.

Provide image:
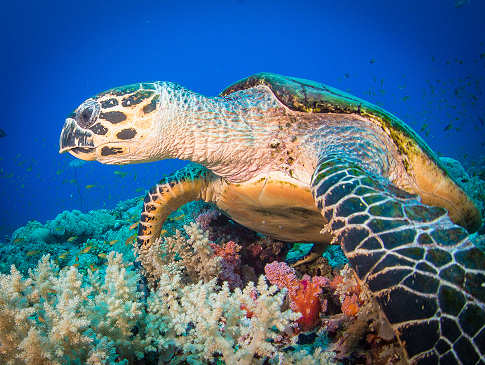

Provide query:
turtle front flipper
left=137, top=163, right=216, bottom=249
left=311, top=157, right=485, bottom=364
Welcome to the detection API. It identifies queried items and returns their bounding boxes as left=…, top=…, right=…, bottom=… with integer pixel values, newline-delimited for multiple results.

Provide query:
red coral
left=210, top=241, right=243, bottom=289
left=264, top=261, right=329, bottom=331
left=341, top=294, right=360, bottom=316
left=330, top=272, right=362, bottom=316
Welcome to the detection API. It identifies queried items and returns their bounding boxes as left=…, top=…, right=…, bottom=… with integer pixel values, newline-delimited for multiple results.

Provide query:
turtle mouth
left=59, top=118, right=97, bottom=160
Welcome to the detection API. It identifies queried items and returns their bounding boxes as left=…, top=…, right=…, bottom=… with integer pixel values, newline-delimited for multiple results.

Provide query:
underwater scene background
left=1, top=0, right=485, bottom=364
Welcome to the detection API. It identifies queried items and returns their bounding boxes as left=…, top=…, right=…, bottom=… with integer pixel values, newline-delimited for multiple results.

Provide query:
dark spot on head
left=72, top=147, right=94, bottom=154
left=116, top=128, right=137, bottom=140
left=89, top=123, right=108, bottom=135
left=100, top=111, right=127, bottom=124
left=143, top=95, right=159, bottom=114
left=101, top=146, right=123, bottom=156
left=101, top=98, right=119, bottom=108
left=122, top=90, right=154, bottom=107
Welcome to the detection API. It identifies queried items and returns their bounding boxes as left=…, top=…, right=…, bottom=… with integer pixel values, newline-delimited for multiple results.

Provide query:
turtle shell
left=221, top=73, right=481, bottom=232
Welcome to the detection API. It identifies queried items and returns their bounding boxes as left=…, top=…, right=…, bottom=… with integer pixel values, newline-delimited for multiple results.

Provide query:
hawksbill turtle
left=59, top=73, right=485, bottom=364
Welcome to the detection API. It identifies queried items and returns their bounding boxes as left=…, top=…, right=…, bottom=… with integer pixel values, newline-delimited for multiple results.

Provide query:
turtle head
left=59, top=82, right=164, bottom=164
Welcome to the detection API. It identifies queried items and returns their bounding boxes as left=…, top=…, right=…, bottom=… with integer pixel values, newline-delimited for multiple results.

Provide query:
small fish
left=0, top=128, right=6, bottom=138
left=454, top=0, right=469, bottom=8
left=13, top=237, right=25, bottom=244
left=67, top=236, right=78, bottom=242
left=81, top=246, right=92, bottom=254
left=73, top=263, right=80, bottom=268
left=59, top=252, right=69, bottom=259
left=479, top=117, right=484, bottom=126
left=26, top=250, right=40, bottom=257
left=55, top=227, right=63, bottom=231
left=173, top=214, right=185, bottom=221
left=129, top=222, right=139, bottom=230
left=108, top=239, right=118, bottom=245
left=85, top=184, right=95, bottom=189
left=125, top=233, right=137, bottom=245
left=56, top=169, right=62, bottom=175
left=369, top=58, right=375, bottom=64
left=160, top=229, right=168, bottom=236
left=38, top=315, right=46, bottom=323
left=69, top=178, right=77, bottom=184
left=444, top=123, right=453, bottom=131
left=344, top=73, right=350, bottom=79
left=98, top=253, right=107, bottom=259
left=114, top=170, right=127, bottom=178
left=89, top=264, right=98, bottom=272
left=75, top=256, right=79, bottom=262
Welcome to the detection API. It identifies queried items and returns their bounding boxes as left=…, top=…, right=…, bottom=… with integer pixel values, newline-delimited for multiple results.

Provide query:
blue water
left=0, top=0, right=484, bottom=237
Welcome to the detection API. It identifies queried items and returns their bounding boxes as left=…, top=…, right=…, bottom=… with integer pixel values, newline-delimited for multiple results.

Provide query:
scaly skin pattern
left=137, top=163, right=217, bottom=249
left=312, top=156, right=485, bottom=364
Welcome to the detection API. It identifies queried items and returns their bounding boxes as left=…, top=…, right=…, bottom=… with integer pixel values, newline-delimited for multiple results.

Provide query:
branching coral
left=0, top=253, right=147, bottom=365
left=136, top=221, right=222, bottom=287
left=146, top=270, right=301, bottom=365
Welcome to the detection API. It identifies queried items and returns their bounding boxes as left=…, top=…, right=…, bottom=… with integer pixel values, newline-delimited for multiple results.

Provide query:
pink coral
left=264, top=261, right=329, bottom=331
left=195, top=208, right=220, bottom=231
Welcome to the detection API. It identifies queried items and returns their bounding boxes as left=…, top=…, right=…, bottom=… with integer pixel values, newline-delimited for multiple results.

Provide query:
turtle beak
left=59, top=118, right=97, bottom=161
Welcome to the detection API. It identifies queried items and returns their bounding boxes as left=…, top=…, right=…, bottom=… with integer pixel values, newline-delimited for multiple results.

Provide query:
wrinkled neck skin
left=152, top=83, right=410, bottom=189
left=155, top=84, right=284, bottom=181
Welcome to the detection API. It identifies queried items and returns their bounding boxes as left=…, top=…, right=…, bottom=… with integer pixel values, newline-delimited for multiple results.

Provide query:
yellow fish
left=108, top=239, right=118, bottom=246
left=26, top=250, right=40, bottom=257
left=129, top=222, right=138, bottom=230
left=173, top=214, right=185, bottom=221
left=73, top=263, right=80, bottom=268
left=85, top=184, right=95, bottom=189
left=81, top=246, right=92, bottom=254
left=160, top=229, right=168, bottom=236
left=59, top=252, right=69, bottom=259
left=67, top=236, right=78, bottom=242
left=125, top=233, right=137, bottom=246
left=38, top=315, right=46, bottom=323
left=98, top=253, right=107, bottom=259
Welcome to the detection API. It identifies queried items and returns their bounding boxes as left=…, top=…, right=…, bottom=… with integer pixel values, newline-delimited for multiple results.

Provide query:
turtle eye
left=77, top=101, right=99, bottom=128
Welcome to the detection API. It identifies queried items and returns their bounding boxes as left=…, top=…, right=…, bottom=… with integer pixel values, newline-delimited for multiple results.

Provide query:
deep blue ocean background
left=0, top=0, right=484, bottom=238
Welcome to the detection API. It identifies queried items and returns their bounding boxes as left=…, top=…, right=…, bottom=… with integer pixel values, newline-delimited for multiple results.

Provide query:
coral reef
left=1, top=155, right=483, bottom=364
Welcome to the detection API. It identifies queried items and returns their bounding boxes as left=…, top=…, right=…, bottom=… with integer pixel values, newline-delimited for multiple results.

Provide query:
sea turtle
left=59, top=73, right=485, bottom=364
